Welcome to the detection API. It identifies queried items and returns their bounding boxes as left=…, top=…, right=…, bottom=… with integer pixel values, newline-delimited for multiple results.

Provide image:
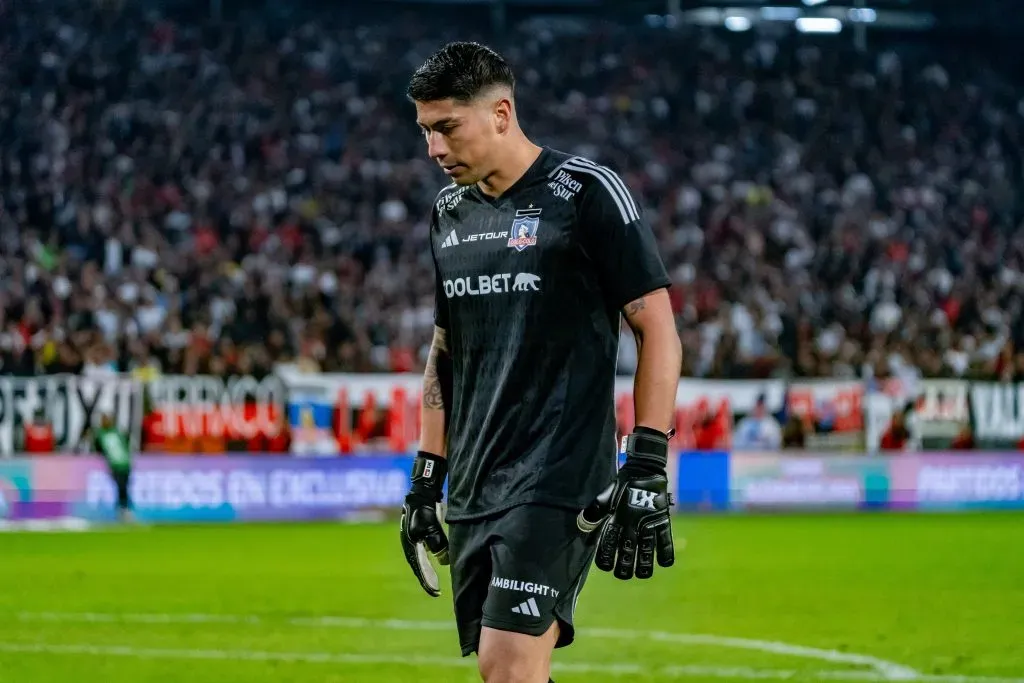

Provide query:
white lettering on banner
left=0, top=376, right=142, bottom=455
left=865, top=379, right=971, bottom=451
left=742, top=478, right=863, bottom=506
left=85, top=470, right=115, bottom=506
left=916, top=381, right=970, bottom=424
left=917, top=465, right=1023, bottom=503
left=971, top=384, right=1024, bottom=441
left=151, top=375, right=285, bottom=440
left=134, top=471, right=226, bottom=508
left=267, top=470, right=408, bottom=508
left=227, top=470, right=267, bottom=509
left=781, top=460, right=825, bottom=477
left=84, top=466, right=409, bottom=512
left=86, top=470, right=226, bottom=509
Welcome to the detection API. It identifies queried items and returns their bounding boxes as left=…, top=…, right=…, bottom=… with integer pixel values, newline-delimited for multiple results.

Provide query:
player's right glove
left=400, top=451, right=450, bottom=598
left=577, top=426, right=675, bottom=580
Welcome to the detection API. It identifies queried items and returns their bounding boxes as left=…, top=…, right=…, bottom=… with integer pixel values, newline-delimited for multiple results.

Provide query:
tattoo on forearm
left=423, top=328, right=448, bottom=411
left=625, top=296, right=647, bottom=317
left=423, top=351, right=445, bottom=410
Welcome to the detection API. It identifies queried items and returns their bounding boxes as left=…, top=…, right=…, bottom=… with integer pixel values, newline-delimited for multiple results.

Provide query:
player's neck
left=476, top=140, right=543, bottom=198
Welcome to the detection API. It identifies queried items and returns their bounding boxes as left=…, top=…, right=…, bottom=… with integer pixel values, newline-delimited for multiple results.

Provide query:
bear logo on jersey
left=507, top=209, right=543, bottom=251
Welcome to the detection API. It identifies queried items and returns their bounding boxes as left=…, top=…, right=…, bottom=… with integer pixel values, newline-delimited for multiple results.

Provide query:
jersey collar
left=473, top=147, right=550, bottom=205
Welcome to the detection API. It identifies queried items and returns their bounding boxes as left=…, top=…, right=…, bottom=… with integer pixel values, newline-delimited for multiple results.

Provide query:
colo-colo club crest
left=508, top=208, right=542, bottom=251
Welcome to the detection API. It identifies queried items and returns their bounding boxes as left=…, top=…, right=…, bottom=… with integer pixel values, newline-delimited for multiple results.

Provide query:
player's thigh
left=478, top=622, right=559, bottom=683
left=111, top=467, right=130, bottom=489
left=448, top=519, right=495, bottom=656
left=481, top=504, right=598, bottom=649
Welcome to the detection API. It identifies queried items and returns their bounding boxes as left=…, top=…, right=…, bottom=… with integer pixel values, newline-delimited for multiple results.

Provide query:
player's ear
left=492, top=96, right=512, bottom=135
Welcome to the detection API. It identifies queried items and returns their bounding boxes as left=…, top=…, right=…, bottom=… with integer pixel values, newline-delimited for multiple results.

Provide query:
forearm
left=631, top=325, right=682, bottom=434
left=420, top=326, right=452, bottom=457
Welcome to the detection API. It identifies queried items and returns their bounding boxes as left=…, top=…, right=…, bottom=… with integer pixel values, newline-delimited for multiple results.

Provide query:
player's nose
left=426, top=131, right=450, bottom=160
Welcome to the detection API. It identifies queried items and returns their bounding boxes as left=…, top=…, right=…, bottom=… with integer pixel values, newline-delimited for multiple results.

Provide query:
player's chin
left=444, top=165, right=475, bottom=184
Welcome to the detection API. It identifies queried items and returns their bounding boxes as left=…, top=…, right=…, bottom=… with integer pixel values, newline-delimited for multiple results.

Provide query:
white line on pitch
left=1, top=641, right=1023, bottom=683
left=13, top=610, right=919, bottom=679
left=0, top=641, right=884, bottom=679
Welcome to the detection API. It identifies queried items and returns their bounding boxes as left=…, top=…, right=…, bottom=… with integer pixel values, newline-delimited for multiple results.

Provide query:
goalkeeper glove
left=577, top=426, right=675, bottom=580
left=400, top=451, right=450, bottom=597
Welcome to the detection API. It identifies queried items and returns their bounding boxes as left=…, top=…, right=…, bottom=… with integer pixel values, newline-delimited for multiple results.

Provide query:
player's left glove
left=400, top=451, right=450, bottom=598
left=577, top=427, right=675, bottom=580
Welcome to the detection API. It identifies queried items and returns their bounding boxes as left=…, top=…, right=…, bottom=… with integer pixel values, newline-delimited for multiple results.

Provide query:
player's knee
left=478, top=650, right=544, bottom=683
left=477, top=631, right=551, bottom=683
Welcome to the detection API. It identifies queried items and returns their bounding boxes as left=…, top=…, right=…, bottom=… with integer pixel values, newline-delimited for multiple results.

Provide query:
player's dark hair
left=407, top=41, right=515, bottom=103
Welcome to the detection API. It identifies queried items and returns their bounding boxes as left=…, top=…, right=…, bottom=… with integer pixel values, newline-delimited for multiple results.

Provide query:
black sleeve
left=430, top=206, right=450, bottom=330
left=576, top=169, right=671, bottom=310
left=434, top=265, right=449, bottom=329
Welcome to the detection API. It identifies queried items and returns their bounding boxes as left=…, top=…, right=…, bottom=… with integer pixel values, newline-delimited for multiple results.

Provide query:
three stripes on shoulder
left=548, top=157, right=640, bottom=225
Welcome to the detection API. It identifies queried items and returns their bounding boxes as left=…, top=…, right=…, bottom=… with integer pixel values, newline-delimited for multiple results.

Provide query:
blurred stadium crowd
left=3, top=1, right=1024, bottom=382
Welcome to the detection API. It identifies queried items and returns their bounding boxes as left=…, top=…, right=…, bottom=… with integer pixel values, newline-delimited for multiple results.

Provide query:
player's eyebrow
left=418, top=117, right=457, bottom=131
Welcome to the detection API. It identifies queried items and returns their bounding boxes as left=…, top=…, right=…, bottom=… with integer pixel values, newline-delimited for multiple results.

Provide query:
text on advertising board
left=147, top=375, right=286, bottom=441
left=0, top=376, right=140, bottom=455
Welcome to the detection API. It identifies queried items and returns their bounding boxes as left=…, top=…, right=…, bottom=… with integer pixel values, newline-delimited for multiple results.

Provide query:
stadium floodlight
left=724, top=14, right=753, bottom=31
left=761, top=6, right=802, bottom=21
left=848, top=7, right=877, bottom=22
left=795, top=16, right=843, bottom=32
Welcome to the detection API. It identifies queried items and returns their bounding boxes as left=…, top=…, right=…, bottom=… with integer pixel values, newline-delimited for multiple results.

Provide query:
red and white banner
left=145, top=375, right=288, bottom=452
left=276, top=370, right=789, bottom=453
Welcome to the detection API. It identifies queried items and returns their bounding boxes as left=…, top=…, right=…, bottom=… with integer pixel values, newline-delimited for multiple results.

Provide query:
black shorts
left=448, top=503, right=599, bottom=657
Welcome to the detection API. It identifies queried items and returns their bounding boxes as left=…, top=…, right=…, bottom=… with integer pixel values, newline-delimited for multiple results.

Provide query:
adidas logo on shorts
left=511, top=597, right=541, bottom=617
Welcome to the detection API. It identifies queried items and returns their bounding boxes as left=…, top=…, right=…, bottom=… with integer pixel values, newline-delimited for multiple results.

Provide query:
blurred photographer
left=82, top=413, right=135, bottom=523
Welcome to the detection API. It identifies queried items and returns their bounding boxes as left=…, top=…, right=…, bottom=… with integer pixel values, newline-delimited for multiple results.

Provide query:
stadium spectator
left=879, top=407, right=912, bottom=451
left=950, top=423, right=976, bottom=450
left=3, top=2, right=1024, bottom=381
left=22, top=409, right=56, bottom=455
left=733, top=395, right=783, bottom=450
left=780, top=414, right=806, bottom=450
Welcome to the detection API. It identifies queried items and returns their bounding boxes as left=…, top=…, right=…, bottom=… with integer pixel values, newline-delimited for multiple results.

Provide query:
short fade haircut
left=407, top=41, right=515, bottom=104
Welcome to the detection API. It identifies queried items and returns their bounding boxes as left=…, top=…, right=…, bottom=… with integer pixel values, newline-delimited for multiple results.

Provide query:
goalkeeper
left=399, top=41, right=683, bottom=683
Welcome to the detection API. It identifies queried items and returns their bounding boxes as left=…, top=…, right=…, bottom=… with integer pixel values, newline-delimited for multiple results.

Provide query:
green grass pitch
left=1, top=511, right=1022, bottom=683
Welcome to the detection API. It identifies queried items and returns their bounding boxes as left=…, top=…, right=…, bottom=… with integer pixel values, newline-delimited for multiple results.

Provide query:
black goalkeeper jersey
left=431, top=147, right=670, bottom=522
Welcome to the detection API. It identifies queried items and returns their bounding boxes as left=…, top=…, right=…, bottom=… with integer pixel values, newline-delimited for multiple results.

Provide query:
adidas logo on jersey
left=440, top=230, right=460, bottom=249
left=511, top=597, right=541, bottom=618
